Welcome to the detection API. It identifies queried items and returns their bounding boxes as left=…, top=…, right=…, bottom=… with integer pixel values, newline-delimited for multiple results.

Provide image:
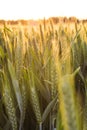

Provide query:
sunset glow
left=0, top=0, right=87, bottom=20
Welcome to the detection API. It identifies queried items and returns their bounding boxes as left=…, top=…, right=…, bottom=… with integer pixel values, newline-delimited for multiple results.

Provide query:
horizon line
left=0, top=16, right=87, bottom=21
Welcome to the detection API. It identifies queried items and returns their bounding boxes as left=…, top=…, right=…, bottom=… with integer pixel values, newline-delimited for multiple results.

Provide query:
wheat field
left=0, top=19, right=87, bottom=130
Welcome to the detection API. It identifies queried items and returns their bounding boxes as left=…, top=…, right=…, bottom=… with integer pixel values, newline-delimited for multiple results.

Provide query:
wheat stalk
left=2, top=74, right=17, bottom=130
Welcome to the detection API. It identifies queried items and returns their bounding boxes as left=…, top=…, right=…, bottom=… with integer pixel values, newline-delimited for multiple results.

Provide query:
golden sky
left=0, top=0, right=87, bottom=20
